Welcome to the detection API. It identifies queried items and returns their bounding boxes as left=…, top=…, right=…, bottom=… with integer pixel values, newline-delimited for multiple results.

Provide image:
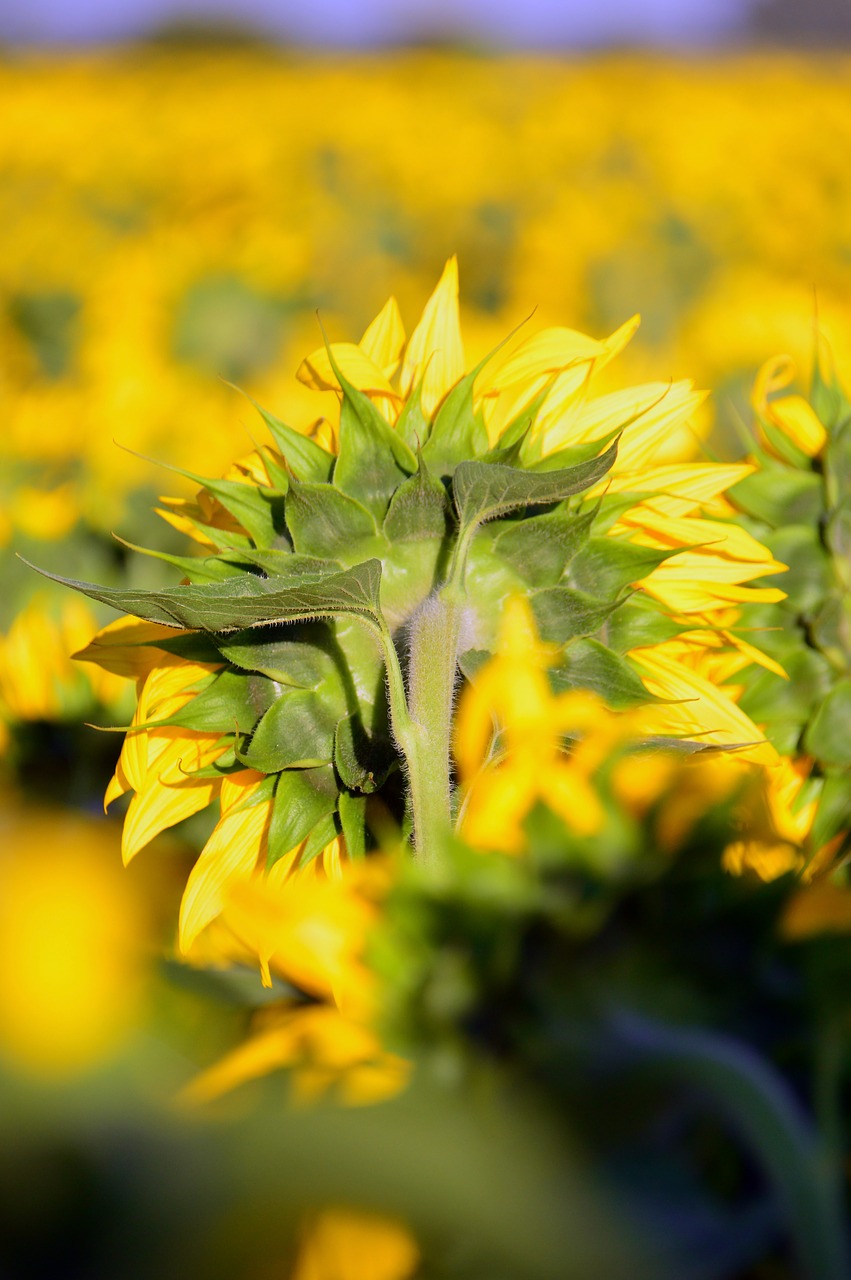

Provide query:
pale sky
left=0, top=0, right=750, bottom=46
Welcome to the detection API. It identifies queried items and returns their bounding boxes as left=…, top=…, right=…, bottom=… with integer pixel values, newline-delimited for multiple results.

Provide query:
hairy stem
left=403, top=589, right=462, bottom=865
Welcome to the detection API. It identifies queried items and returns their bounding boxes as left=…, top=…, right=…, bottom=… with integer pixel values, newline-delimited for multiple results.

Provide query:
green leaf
left=804, top=681, right=851, bottom=766
left=240, top=688, right=336, bottom=771
left=530, top=588, right=621, bottom=644
left=457, top=648, right=492, bottom=681
left=29, top=558, right=384, bottom=633
left=494, top=508, right=594, bottom=587
left=766, top=525, right=833, bottom=613
left=568, top=536, right=674, bottom=598
left=331, top=356, right=416, bottom=519
left=267, top=766, right=339, bottom=866
left=243, top=392, right=335, bottom=483
left=383, top=454, right=451, bottom=543
left=334, top=713, right=397, bottom=793
left=421, top=359, right=490, bottom=475
left=338, top=791, right=368, bottom=857
left=285, top=477, right=377, bottom=558
left=730, top=468, right=824, bottom=528
left=549, top=639, right=653, bottom=710
left=452, top=441, right=618, bottom=536
left=739, top=648, right=833, bottom=733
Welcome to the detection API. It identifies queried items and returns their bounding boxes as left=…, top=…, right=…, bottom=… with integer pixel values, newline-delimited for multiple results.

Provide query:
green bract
left=733, top=354, right=851, bottom=855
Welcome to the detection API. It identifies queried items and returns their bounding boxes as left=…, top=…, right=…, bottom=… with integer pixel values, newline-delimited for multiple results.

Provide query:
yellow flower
left=456, top=596, right=640, bottom=853
left=752, top=354, right=827, bottom=459
left=0, top=806, right=146, bottom=1077
left=291, top=1208, right=419, bottom=1280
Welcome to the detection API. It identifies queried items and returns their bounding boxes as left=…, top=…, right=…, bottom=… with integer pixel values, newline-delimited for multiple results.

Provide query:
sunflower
left=64, top=257, right=785, bottom=960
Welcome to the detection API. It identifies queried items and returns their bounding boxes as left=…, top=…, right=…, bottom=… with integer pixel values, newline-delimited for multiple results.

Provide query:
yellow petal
left=782, top=883, right=851, bottom=940
left=73, top=616, right=182, bottom=679
left=602, top=464, right=755, bottom=517
left=360, top=295, right=406, bottom=378
left=122, top=772, right=220, bottom=865
left=297, top=341, right=400, bottom=400
left=723, top=840, right=801, bottom=882
left=178, top=779, right=272, bottom=950
left=630, top=647, right=778, bottom=764
left=293, top=1208, right=420, bottom=1280
left=752, top=354, right=827, bottom=458
left=400, top=256, right=465, bottom=418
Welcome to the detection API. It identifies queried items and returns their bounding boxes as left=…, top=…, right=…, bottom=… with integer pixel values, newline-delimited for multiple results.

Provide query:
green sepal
left=730, top=468, right=824, bottom=528
left=217, top=551, right=337, bottom=578
left=527, top=429, right=620, bottom=474
left=334, top=713, right=397, bottom=793
left=159, top=508, right=254, bottom=553
left=29, top=558, right=384, bottom=632
left=549, top=639, right=654, bottom=710
left=825, top=497, right=851, bottom=591
left=237, top=388, right=335, bottom=483
left=531, top=587, right=621, bottom=644
left=138, top=452, right=284, bottom=549
left=112, top=536, right=245, bottom=585
left=804, top=681, right=851, bottom=766
left=267, top=765, right=339, bottom=866
left=457, top=648, right=492, bottom=681
left=809, top=772, right=851, bottom=854
left=810, top=594, right=851, bottom=672
left=394, top=379, right=430, bottom=451
left=567, top=537, right=674, bottom=598
left=338, top=791, right=368, bottom=857
left=301, top=812, right=341, bottom=867
left=157, top=669, right=276, bottom=735
left=215, top=620, right=341, bottom=689
left=494, top=507, right=594, bottom=587
left=421, top=357, right=491, bottom=475
left=495, top=384, right=553, bottom=457
left=452, top=440, right=618, bottom=536
left=764, top=525, right=832, bottom=614
left=256, top=443, right=291, bottom=493
left=738, top=649, right=833, bottom=749
left=602, top=598, right=689, bottom=652
left=330, top=352, right=417, bottom=519
left=238, top=688, right=337, bottom=772
left=383, top=453, right=451, bottom=543
left=285, top=476, right=377, bottom=558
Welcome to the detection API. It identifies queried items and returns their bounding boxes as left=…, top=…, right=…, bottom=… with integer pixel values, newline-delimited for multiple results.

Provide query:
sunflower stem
left=402, top=588, right=462, bottom=866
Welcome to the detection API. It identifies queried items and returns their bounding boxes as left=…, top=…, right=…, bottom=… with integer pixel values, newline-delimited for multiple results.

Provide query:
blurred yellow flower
left=0, top=807, right=146, bottom=1077
left=291, top=1208, right=419, bottom=1280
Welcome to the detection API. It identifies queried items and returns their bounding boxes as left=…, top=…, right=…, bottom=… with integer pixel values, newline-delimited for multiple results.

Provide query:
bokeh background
left=1, top=3, right=850, bottom=1275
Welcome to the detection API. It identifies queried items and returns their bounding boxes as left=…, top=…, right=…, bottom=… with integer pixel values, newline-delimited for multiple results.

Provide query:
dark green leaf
left=766, top=526, right=833, bottom=613
left=531, top=588, right=621, bottom=644
left=285, top=476, right=377, bottom=558
left=240, top=688, right=337, bottom=771
left=527, top=429, right=620, bottom=473
left=383, top=454, right=451, bottom=543
left=549, top=639, right=652, bottom=710
left=452, top=441, right=618, bottom=535
left=494, top=508, right=594, bottom=587
left=457, top=649, right=492, bottom=681
left=804, top=681, right=851, bottom=766
left=267, top=765, right=339, bottom=867
left=113, top=537, right=244, bottom=584
left=29, top=558, right=384, bottom=632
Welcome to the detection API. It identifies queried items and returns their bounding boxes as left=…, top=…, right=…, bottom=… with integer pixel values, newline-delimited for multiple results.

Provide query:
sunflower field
left=3, top=46, right=851, bottom=1280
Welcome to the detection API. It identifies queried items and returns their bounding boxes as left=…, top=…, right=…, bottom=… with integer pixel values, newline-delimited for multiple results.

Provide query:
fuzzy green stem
left=403, top=589, right=462, bottom=866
